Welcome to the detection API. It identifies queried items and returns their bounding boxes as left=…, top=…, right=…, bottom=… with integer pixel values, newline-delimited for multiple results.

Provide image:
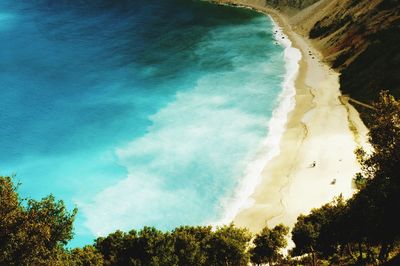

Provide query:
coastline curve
left=215, top=9, right=302, bottom=227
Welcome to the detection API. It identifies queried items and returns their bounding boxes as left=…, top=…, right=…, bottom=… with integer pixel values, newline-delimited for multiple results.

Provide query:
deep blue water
left=0, top=0, right=286, bottom=246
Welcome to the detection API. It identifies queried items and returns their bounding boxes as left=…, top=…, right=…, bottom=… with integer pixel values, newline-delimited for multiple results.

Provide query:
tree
left=291, top=214, right=319, bottom=265
left=250, top=224, right=289, bottom=265
left=291, top=196, right=347, bottom=265
left=94, top=225, right=253, bottom=266
left=95, top=230, right=127, bottom=266
left=204, top=224, right=251, bottom=266
left=136, top=226, right=177, bottom=266
left=0, top=176, right=77, bottom=265
left=290, top=92, right=400, bottom=264
left=69, top=246, right=104, bottom=266
left=172, top=226, right=209, bottom=266
left=352, top=91, right=400, bottom=262
left=96, top=227, right=178, bottom=266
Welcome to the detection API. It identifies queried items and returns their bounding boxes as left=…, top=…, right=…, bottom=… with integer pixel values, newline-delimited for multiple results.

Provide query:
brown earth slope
left=213, top=0, right=400, bottom=112
left=266, top=0, right=320, bottom=12
left=274, top=0, right=400, bottom=106
left=302, top=0, right=400, bottom=105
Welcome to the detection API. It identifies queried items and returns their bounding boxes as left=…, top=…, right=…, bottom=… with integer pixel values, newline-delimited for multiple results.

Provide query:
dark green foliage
left=349, top=91, right=400, bottom=261
left=172, top=226, right=210, bottom=266
left=204, top=224, right=251, bottom=266
left=291, top=196, right=347, bottom=265
left=291, top=92, right=400, bottom=264
left=291, top=215, right=318, bottom=256
left=0, top=176, right=77, bottom=265
left=0, top=177, right=254, bottom=266
left=94, top=228, right=176, bottom=266
left=94, top=230, right=129, bottom=266
left=69, top=246, right=104, bottom=266
left=353, top=172, right=367, bottom=190
left=135, top=227, right=176, bottom=266
left=94, top=224, right=250, bottom=266
left=250, top=224, right=289, bottom=265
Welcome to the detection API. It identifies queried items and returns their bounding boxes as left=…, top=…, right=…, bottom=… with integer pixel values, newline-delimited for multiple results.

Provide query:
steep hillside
left=266, top=0, right=320, bottom=10
left=304, top=0, right=400, bottom=104
left=212, top=0, right=399, bottom=111
left=277, top=0, right=400, bottom=105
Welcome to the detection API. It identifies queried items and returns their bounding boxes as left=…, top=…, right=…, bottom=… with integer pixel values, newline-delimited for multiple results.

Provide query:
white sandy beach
left=214, top=0, right=369, bottom=233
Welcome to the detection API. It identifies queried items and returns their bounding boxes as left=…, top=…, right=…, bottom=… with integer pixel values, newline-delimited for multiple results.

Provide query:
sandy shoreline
left=212, top=0, right=369, bottom=233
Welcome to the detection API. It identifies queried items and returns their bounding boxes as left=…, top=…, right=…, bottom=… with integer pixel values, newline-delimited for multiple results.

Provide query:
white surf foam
left=79, top=13, right=300, bottom=238
left=215, top=15, right=302, bottom=226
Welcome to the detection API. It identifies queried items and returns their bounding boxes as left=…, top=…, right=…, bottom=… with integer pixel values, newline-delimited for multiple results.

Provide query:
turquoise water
left=0, top=0, right=286, bottom=246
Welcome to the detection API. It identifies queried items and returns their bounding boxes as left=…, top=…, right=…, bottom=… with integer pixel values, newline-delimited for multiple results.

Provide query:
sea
left=0, top=0, right=300, bottom=246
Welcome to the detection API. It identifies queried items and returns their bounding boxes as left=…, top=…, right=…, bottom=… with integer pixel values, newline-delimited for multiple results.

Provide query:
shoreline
left=216, top=11, right=302, bottom=227
left=212, top=0, right=369, bottom=233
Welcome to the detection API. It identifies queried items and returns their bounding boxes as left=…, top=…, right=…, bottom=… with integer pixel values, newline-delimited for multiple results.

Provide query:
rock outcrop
left=263, top=0, right=400, bottom=108
left=302, top=0, right=400, bottom=104
left=266, top=0, right=320, bottom=10
left=213, top=0, right=400, bottom=110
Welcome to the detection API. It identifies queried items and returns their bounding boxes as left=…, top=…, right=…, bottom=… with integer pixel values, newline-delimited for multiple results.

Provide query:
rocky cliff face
left=306, top=0, right=400, bottom=104
left=215, top=0, right=399, bottom=107
left=266, top=0, right=399, bottom=106
left=266, top=0, right=319, bottom=9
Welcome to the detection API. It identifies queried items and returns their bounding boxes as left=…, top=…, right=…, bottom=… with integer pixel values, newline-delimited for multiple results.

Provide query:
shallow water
left=0, top=0, right=286, bottom=246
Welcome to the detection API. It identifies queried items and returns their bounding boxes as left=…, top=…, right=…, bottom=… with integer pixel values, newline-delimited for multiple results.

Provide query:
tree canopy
left=291, top=91, right=400, bottom=265
left=0, top=176, right=77, bottom=265
left=250, top=224, right=289, bottom=265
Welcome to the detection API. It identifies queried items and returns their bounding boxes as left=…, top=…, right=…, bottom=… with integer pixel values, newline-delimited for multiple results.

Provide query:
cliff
left=213, top=0, right=400, bottom=112
left=281, top=0, right=400, bottom=106
left=266, top=0, right=319, bottom=10
left=297, top=0, right=400, bottom=104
